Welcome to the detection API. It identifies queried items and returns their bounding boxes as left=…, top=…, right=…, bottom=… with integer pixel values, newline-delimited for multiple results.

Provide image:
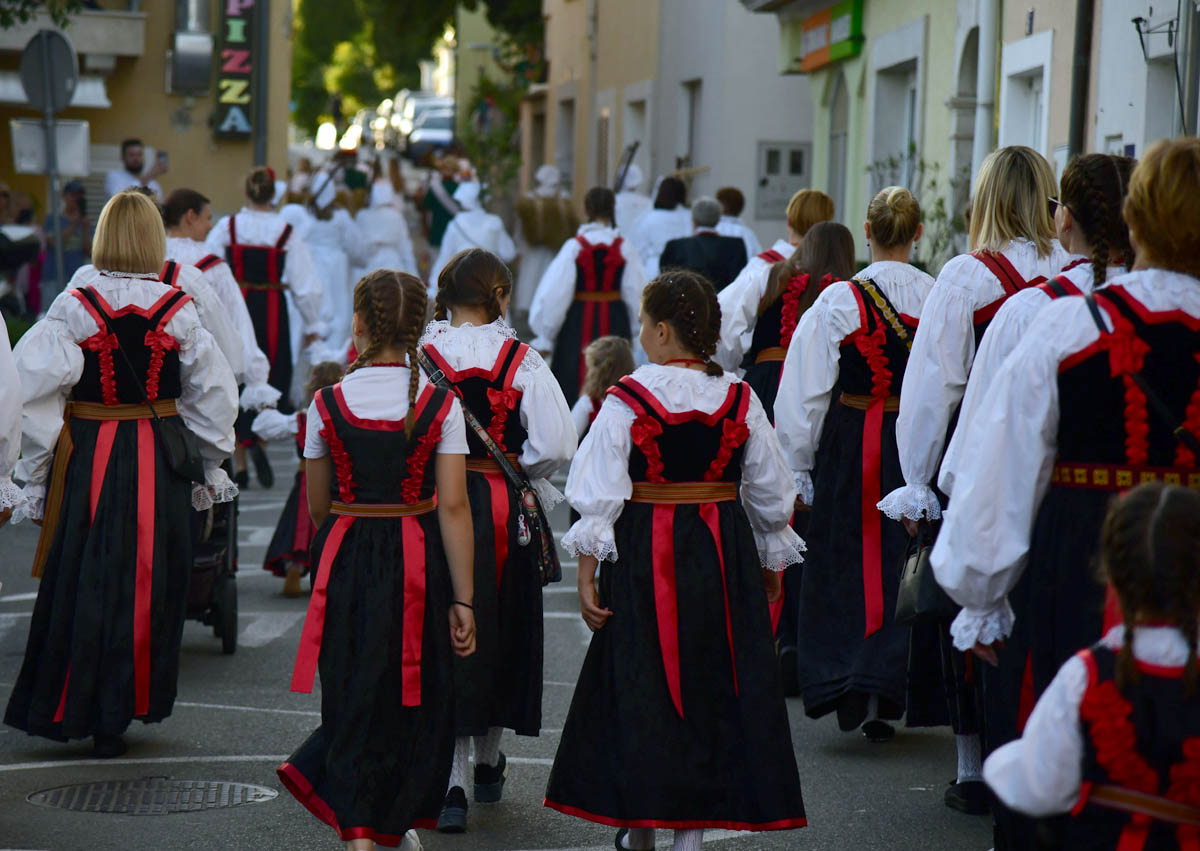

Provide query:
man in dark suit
left=658, top=196, right=749, bottom=291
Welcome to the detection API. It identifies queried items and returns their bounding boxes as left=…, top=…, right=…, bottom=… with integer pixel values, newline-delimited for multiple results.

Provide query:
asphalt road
left=0, top=443, right=992, bottom=850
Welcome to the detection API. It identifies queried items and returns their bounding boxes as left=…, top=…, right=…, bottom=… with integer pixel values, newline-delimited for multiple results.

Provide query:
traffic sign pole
left=40, top=31, right=65, bottom=299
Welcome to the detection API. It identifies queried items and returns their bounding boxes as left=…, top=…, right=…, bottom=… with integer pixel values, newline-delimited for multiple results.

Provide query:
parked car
left=399, top=95, right=453, bottom=138
left=405, top=108, right=455, bottom=162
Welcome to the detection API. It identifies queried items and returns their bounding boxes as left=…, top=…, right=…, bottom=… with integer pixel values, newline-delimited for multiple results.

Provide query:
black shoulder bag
left=418, top=348, right=562, bottom=586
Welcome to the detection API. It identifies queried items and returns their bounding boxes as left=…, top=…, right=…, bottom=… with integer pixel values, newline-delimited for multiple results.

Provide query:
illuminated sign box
left=215, top=0, right=255, bottom=138
left=789, top=0, right=863, bottom=73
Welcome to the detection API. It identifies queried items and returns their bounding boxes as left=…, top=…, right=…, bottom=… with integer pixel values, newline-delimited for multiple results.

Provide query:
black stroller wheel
left=217, top=573, right=238, bottom=654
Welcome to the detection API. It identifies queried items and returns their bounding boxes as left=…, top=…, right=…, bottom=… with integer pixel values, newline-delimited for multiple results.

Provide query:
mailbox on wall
left=756, top=141, right=812, bottom=221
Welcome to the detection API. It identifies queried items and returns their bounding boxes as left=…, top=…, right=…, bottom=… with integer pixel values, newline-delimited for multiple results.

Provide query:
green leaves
left=0, top=0, right=82, bottom=30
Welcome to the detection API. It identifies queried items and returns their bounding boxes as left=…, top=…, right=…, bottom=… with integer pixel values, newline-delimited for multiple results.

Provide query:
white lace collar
left=420, top=317, right=517, bottom=347
left=855, top=260, right=932, bottom=285
left=97, top=269, right=161, bottom=280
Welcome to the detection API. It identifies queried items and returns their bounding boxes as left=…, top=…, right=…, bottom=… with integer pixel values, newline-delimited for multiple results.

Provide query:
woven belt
left=69, top=400, right=179, bottom=420
left=839, top=392, right=900, bottom=412
left=755, top=347, right=787, bottom=364
left=574, top=291, right=622, bottom=303
left=466, top=455, right=522, bottom=474
left=1052, top=462, right=1200, bottom=491
left=629, top=482, right=737, bottom=504
left=330, top=498, right=436, bottom=517
left=240, top=281, right=287, bottom=291
left=1087, top=783, right=1200, bottom=828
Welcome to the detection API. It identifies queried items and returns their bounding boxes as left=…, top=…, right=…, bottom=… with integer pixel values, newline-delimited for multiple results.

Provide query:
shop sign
left=215, top=0, right=255, bottom=138
left=798, top=0, right=863, bottom=72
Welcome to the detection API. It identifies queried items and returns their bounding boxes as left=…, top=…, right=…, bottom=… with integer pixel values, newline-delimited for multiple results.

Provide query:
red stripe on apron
left=291, top=469, right=314, bottom=557
left=52, top=663, right=70, bottom=723
left=90, top=420, right=118, bottom=521
left=769, top=587, right=785, bottom=634
left=699, top=502, right=738, bottom=696
left=291, top=515, right=355, bottom=693
left=860, top=395, right=886, bottom=637
left=652, top=503, right=684, bottom=718
left=484, top=471, right=510, bottom=589
left=400, top=515, right=426, bottom=707
left=1118, top=815, right=1151, bottom=851
left=134, top=419, right=155, bottom=716
left=266, top=289, right=280, bottom=366
left=267, top=248, right=279, bottom=285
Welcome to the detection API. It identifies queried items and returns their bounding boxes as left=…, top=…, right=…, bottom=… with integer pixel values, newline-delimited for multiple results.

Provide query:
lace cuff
left=0, top=477, right=24, bottom=512
left=755, top=525, right=806, bottom=572
left=192, top=466, right=240, bottom=511
left=561, top=516, right=618, bottom=563
left=877, top=483, right=943, bottom=521
left=951, top=602, right=1015, bottom=651
left=532, top=478, right=565, bottom=513
left=11, top=483, right=45, bottom=523
left=239, top=382, right=282, bottom=412
left=252, top=408, right=297, bottom=442
left=794, top=471, right=813, bottom=506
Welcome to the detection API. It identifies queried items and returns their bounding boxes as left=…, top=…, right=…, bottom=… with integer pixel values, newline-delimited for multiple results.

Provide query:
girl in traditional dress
left=572, top=335, right=635, bottom=441
left=775, top=186, right=933, bottom=742
left=715, top=189, right=835, bottom=379
left=4, top=190, right=239, bottom=757
left=932, top=137, right=1200, bottom=850
left=530, top=187, right=648, bottom=406
left=278, top=271, right=477, bottom=850
left=546, top=270, right=806, bottom=851
left=252, top=361, right=345, bottom=596
left=983, top=483, right=1200, bottom=849
left=421, top=249, right=575, bottom=834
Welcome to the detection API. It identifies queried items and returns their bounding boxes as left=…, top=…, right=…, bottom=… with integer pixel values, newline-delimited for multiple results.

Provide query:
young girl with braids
left=420, top=248, right=575, bottom=834
left=546, top=270, right=806, bottom=851
left=775, top=186, right=934, bottom=743
left=277, top=270, right=477, bottom=851
left=982, top=483, right=1200, bottom=848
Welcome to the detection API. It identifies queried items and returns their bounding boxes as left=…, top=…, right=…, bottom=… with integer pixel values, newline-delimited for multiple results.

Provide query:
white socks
left=672, top=829, right=703, bottom=851
left=448, top=736, right=470, bottom=791
left=619, top=828, right=704, bottom=850
left=956, top=733, right=983, bottom=783
left=474, top=726, right=503, bottom=768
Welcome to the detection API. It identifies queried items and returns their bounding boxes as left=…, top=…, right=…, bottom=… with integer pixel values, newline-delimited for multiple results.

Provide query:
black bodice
left=574, top=236, right=626, bottom=296
left=422, top=338, right=530, bottom=460
left=834, top=280, right=915, bottom=399
left=226, top=215, right=292, bottom=286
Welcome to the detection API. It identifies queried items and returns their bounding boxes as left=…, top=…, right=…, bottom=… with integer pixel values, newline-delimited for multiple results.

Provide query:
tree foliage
left=0, top=1, right=82, bottom=29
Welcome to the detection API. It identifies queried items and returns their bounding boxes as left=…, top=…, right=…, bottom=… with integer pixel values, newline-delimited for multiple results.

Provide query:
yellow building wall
left=0, top=1, right=292, bottom=218
left=1002, top=1, right=1076, bottom=164
left=454, top=4, right=508, bottom=135
left=540, top=0, right=591, bottom=202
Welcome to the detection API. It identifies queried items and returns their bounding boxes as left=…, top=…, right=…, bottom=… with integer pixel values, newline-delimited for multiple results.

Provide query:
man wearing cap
left=104, top=139, right=165, bottom=201
left=658, top=196, right=749, bottom=291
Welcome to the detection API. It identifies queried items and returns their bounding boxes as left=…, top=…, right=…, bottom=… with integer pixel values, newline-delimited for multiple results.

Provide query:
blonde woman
left=5, top=191, right=238, bottom=757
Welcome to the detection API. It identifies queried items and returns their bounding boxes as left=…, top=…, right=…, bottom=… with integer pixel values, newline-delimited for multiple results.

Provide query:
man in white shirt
left=103, top=139, right=165, bottom=201
left=715, top=186, right=763, bottom=260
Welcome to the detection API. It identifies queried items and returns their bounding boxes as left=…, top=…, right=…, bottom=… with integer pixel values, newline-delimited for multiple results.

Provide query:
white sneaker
left=400, top=830, right=423, bottom=851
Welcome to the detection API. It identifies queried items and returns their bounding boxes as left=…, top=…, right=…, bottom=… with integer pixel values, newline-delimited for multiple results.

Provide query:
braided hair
left=641, top=270, right=724, bottom=377
left=433, top=248, right=513, bottom=322
left=1099, top=483, right=1200, bottom=694
left=1059, top=153, right=1136, bottom=285
left=347, top=269, right=429, bottom=436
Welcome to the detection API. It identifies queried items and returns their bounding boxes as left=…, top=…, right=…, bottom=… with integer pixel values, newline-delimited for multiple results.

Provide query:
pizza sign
left=215, top=0, right=254, bottom=138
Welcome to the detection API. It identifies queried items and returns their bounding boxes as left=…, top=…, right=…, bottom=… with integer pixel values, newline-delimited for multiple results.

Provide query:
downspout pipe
left=1068, top=0, right=1095, bottom=158
left=971, top=0, right=999, bottom=181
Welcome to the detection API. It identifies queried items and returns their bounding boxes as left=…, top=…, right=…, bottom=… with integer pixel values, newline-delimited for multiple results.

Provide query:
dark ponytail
left=1060, top=153, right=1136, bottom=285
left=641, top=270, right=723, bottom=377
left=433, top=248, right=513, bottom=322
left=760, top=221, right=855, bottom=315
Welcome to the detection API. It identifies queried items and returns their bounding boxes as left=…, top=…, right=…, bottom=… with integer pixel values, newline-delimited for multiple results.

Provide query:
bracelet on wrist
left=452, top=600, right=473, bottom=610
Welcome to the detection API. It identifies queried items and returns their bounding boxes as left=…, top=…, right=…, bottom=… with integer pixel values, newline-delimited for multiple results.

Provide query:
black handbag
left=418, top=348, right=562, bottom=586
left=895, top=521, right=958, bottom=625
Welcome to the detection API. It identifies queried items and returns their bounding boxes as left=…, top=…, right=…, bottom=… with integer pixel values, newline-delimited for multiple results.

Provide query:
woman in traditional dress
left=4, top=190, right=238, bottom=757
left=546, top=270, right=806, bottom=851
left=308, top=186, right=368, bottom=359
left=421, top=249, right=575, bottom=834
left=775, top=186, right=933, bottom=742
left=278, top=271, right=477, bottom=851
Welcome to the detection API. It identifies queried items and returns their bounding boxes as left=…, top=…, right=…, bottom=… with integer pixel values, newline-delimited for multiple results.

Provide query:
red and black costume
left=262, top=411, right=314, bottom=577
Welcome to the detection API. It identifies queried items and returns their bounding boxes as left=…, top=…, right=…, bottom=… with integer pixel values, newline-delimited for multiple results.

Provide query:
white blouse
left=0, top=319, right=22, bottom=511
left=715, top=238, right=795, bottom=372
left=165, top=237, right=278, bottom=410
left=562, top=363, right=805, bottom=571
left=528, top=223, right=649, bottom=351
left=13, top=272, right=240, bottom=520
left=939, top=259, right=1113, bottom=496
left=357, top=205, right=417, bottom=276
left=570, top=395, right=597, bottom=440
left=878, top=238, right=1077, bottom=523
left=628, top=206, right=693, bottom=279
left=205, top=209, right=325, bottom=337
left=429, top=211, right=518, bottom=296
left=304, top=366, right=468, bottom=459
left=419, top=319, right=576, bottom=506
left=930, top=268, right=1200, bottom=650
left=775, top=261, right=935, bottom=504
left=716, top=216, right=763, bottom=261
left=984, top=624, right=1194, bottom=817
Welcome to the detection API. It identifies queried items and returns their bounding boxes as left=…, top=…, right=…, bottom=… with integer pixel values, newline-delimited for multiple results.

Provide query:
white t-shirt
left=103, top=169, right=162, bottom=201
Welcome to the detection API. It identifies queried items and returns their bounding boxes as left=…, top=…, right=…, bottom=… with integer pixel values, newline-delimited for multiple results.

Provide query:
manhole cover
left=26, top=777, right=278, bottom=815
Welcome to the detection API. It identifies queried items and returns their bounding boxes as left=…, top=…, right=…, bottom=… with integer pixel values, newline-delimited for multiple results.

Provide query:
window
left=624, top=98, right=648, bottom=179
left=556, top=97, right=576, bottom=194
left=678, top=79, right=701, bottom=170
left=828, top=72, right=849, bottom=222
left=596, top=109, right=610, bottom=189
left=871, top=58, right=918, bottom=191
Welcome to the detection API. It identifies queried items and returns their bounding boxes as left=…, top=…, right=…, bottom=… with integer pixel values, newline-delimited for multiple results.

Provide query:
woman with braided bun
left=546, top=270, right=806, bottom=851
left=775, top=186, right=934, bottom=743
left=420, top=248, right=575, bottom=835
left=278, top=270, right=476, bottom=851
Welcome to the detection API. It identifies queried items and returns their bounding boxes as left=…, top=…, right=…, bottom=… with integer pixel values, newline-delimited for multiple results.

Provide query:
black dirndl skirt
left=262, top=469, right=314, bottom=577
left=795, top=403, right=910, bottom=720
left=278, top=511, right=453, bottom=846
left=5, top=415, right=194, bottom=740
left=243, top=287, right=294, bottom=414
left=743, top=360, right=783, bottom=425
left=550, top=299, right=631, bottom=408
left=452, top=468, right=544, bottom=737
left=545, top=500, right=806, bottom=831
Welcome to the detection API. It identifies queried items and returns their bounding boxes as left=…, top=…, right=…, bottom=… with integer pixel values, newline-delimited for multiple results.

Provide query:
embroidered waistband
left=629, top=482, right=738, bottom=504
left=239, top=281, right=287, bottom=291
left=70, top=400, right=179, bottom=420
left=838, top=392, right=901, bottom=412
left=755, top=347, right=787, bottom=364
left=1086, top=783, right=1200, bottom=828
left=466, top=454, right=522, bottom=474
left=330, top=498, right=436, bottom=517
left=1051, top=462, right=1200, bottom=491
left=574, top=291, right=622, bottom=302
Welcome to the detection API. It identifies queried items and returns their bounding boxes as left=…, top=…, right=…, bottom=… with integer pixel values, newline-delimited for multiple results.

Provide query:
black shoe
left=836, top=691, right=869, bottom=731
left=436, top=786, right=468, bottom=833
left=233, top=469, right=250, bottom=489
left=779, top=645, right=800, bottom=697
left=248, top=443, right=274, bottom=489
left=615, top=828, right=655, bottom=851
left=92, top=733, right=128, bottom=758
left=474, top=751, right=507, bottom=803
left=945, top=780, right=990, bottom=815
left=862, top=719, right=895, bottom=743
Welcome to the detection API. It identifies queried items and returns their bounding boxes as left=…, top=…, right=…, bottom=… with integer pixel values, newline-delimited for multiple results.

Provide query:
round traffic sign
left=19, top=30, right=78, bottom=114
